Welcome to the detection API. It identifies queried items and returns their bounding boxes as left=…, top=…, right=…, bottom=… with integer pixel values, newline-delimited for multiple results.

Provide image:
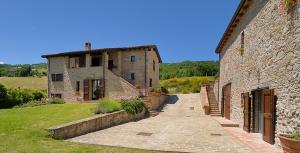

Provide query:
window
left=79, top=56, right=86, bottom=67
left=131, top=73, right=135, bottom=80
left=241, top=31, right=245, bottom=49
left=69, top=56, right=85, bottom=68
left=240, top=31, right=245, bottom=55
left=91, top=55, right=102, bottom=67
left=76, top=81, right=80, bottom=92
left=153, top=60, right=155, bottom=71
left=51, top=93, right=62, bottom=98
left=149, top=78, right=152, bottom=87
left=131, top=56, right=135, bottom=62
left=51, top=73, right=63, bottom=82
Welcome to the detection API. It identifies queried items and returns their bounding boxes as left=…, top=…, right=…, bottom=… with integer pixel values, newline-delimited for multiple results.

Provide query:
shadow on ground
left=158, top=95, right=179, bottom=112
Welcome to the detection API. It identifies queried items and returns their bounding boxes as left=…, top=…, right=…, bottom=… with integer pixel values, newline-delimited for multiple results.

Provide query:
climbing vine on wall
left=279, top=0, right=299, bottom=14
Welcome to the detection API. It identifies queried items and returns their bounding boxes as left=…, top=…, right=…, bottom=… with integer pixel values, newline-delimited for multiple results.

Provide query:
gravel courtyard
left=69, top=93, right=254, bottom=153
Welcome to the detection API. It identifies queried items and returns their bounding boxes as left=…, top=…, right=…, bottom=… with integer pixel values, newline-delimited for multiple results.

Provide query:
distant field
left=160, top=76, right=215, bottom=94
left=0, top=77, right=47, bottom=90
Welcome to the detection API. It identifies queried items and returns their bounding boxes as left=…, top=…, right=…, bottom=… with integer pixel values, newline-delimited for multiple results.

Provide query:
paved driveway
left=69, top=94, right=254, bottom=153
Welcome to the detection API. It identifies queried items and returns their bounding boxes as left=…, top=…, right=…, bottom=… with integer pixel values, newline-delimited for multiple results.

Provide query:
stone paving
left=68, top=94, right=254, bottom=153
left=223, top=127, right=283, bottom=153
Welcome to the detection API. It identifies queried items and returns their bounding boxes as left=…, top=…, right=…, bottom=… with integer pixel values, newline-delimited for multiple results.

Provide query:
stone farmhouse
left=213, top=0, right=300, bottom=146
left=42, top=43, right=161, bottom=101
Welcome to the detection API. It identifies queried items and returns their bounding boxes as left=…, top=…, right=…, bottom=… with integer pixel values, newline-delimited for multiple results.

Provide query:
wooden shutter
left=243, top=92, right=251, bottom=132
left=262, top=89, right=275, bottom=144
left=224, top=84, right=231, bottom=119
left=83, top=79, right=89, bottom=101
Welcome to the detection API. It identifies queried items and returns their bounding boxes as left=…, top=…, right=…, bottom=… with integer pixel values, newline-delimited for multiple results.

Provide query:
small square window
left=131, top=56, right=135, bottom=62
left=51, top=73, right=63, bottom=82
left=149, top=78, right=152, bottom=87
left=131, top=73, right=135, bottom=80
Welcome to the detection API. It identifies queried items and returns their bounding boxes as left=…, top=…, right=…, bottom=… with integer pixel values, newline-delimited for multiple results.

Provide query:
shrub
left=6, top=88, right=34, bottom=106
left=0, top=84, right=8, bottom=108
left=0, top=84, right=47, bottom=108
left=161, top=87, right=169, bottom=94
left=121, top=98, right=146, bottom=114
left=291, top=132, right=300, bottom=140
left=95, top=98, right=122, bottom=114
left=180, top=88, right=189, bottom=94
left=33, top=90, right=46, bottom=101
left=48, top=98, right=65, bottom=104
left=15, top=99, right=48, bottom=108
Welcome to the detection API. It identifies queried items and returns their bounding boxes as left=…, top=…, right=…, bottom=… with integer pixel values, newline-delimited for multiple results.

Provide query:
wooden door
left=99, top=79, right=105, bottom=98
left=83, top=79, right=90, bottom=101
left=243, top=92, right=251, bottom=132
left=224, top=84, right=231, bottom=119
left=262, top=89, right=275, bottom=144
left=221, top=86, right=225, bottom=117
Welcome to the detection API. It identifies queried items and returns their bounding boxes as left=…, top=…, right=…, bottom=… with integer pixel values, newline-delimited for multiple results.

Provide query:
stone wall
left=48, top=56, right=103, bottom=101
left=145, top=95, right=167, bottom=110
left=146, top=49, right=160, bottom=89
left=120, top=49, right=147, bottom=89
left=48, top=48, right=161, bottom=101
left=216, top=0, right=300, bottom=145
left=47, top=110, right=146, bottom=140
left=200, top=86, right=209, bottom=115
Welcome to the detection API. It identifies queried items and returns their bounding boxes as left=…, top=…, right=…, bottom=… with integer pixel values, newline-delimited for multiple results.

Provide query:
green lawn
left=0, top=77, right=47, bottom=90
left=0, top=104, right=158, bottom=153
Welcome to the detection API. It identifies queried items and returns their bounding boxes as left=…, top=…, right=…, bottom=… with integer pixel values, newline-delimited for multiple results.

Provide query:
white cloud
left=0, top=61, right=4, bottom=64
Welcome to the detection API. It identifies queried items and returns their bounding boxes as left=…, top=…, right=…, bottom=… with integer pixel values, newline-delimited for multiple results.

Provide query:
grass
left=0, top=104, right=158, bottom=153
left=0, top=77, right=47, bottom=90
left=160, top=76, right=215, bottom=94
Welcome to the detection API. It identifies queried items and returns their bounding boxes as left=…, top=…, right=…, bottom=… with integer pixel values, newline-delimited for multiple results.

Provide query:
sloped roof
left=215, top=0, right=252, bottom=53
left=41, top=45, right=162, bottom=63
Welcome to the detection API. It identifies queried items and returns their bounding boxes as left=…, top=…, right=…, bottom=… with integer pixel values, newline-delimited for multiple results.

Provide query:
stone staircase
left=143, top=98, right=159, bottom=117
left=207, top=86, right=222, bottom=117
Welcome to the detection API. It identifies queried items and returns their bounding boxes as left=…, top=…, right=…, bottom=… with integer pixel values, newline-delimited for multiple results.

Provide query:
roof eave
left=215, top=0, right=252, bottom=54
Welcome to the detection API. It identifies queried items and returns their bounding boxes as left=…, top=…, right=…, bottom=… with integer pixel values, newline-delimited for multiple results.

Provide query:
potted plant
left=278, top=132, right=300, bottom=153
left=279, top=0, right=299, bottom=14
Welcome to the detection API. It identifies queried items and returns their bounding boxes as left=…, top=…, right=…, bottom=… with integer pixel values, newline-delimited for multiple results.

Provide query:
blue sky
left=0, top=0, right=240, bottom=64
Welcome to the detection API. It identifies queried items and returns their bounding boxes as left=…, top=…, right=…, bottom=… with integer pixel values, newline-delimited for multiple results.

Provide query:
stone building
left=213, top=0, right=300, bottom=146
left=42, top=43, right=161, bottom=101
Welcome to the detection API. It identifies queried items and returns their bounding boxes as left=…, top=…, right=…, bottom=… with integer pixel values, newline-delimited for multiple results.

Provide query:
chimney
left=84, top=42, right=92, bottom=51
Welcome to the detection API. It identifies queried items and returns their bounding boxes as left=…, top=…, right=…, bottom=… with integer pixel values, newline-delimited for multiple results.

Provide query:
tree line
left=0, top=61, right=219, bottom=79
left=0, top=63, right=47, bottom=77
left=159, top=61, right=219, bottom=80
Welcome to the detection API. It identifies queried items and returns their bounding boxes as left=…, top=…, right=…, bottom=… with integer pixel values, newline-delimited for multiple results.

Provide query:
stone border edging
left=47, top=110, right=145, bottom=140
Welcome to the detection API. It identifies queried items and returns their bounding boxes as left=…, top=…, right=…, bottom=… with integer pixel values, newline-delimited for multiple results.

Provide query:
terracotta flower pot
left=279, top=134, right=300, bottom=153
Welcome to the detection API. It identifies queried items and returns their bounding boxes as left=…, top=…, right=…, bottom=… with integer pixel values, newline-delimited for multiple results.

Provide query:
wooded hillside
left=0, top=63, right=47, bottom=77
left=159, top=61, right=219, bottom=80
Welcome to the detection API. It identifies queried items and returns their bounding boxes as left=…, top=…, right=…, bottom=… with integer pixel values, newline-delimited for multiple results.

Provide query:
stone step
left=211, top=114, right=222, bottom=117
left=210, top=111, right=221, bottom=114
left=149, top=110, right=159, bottom=117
